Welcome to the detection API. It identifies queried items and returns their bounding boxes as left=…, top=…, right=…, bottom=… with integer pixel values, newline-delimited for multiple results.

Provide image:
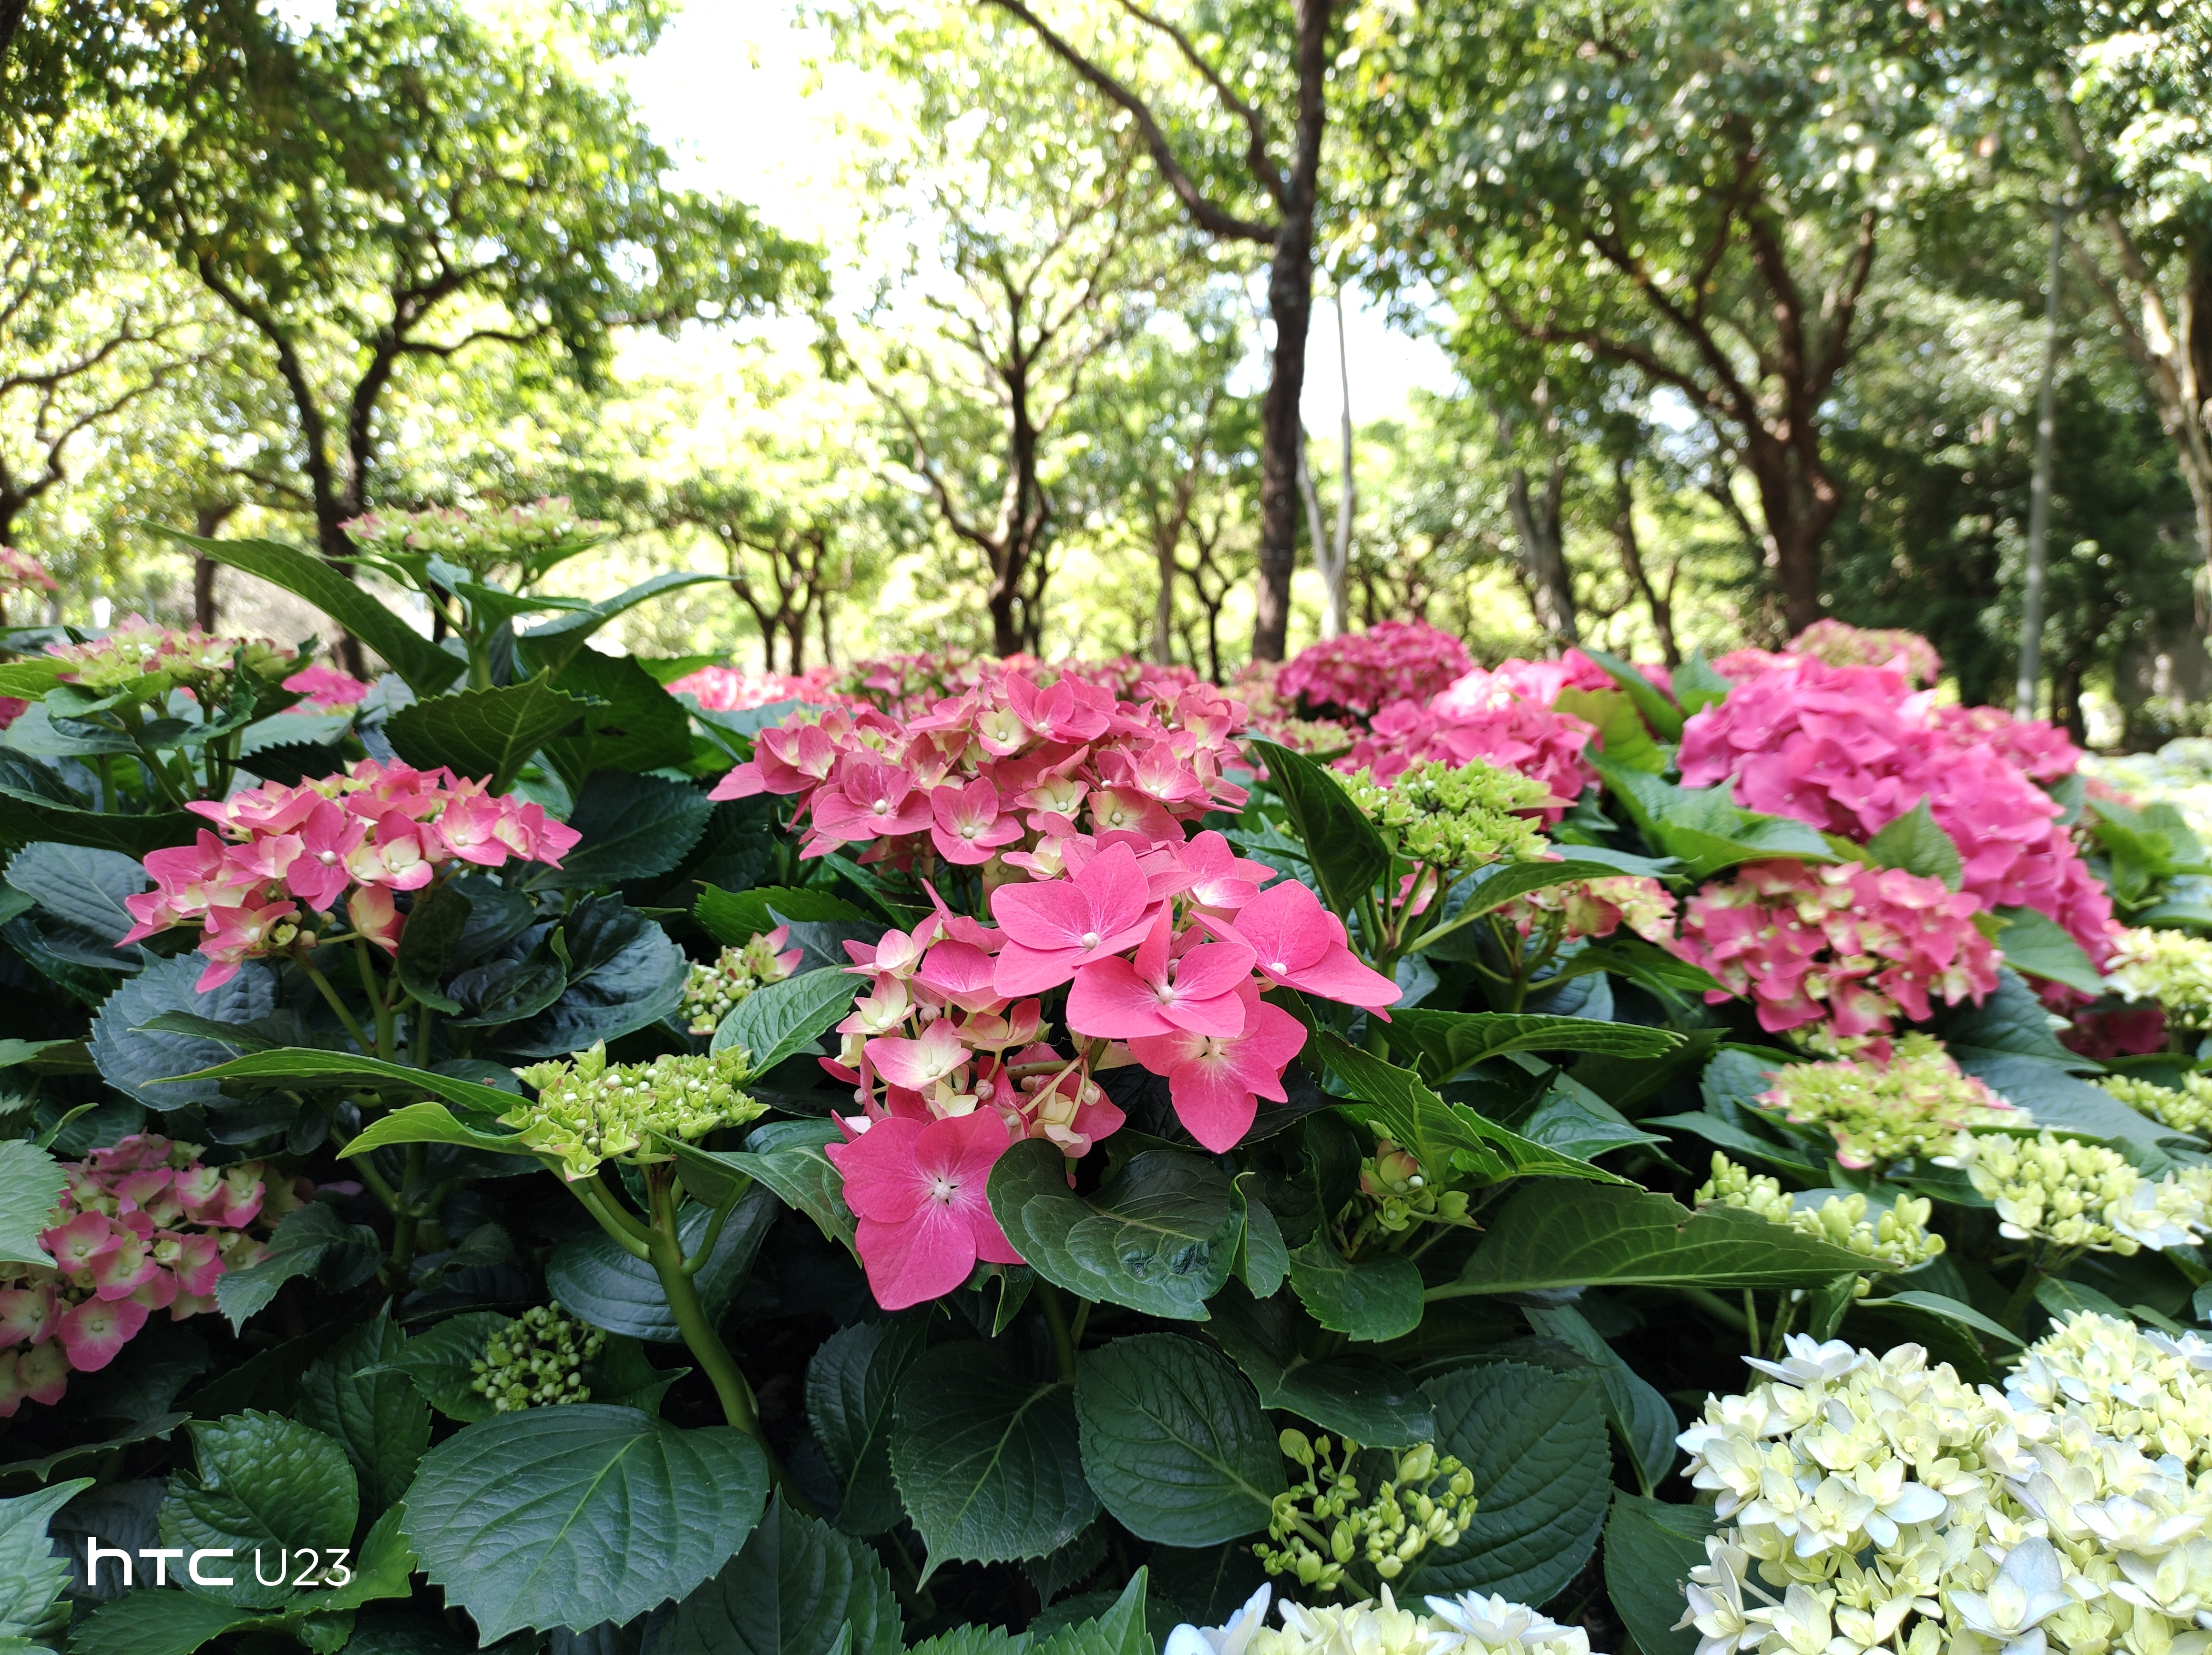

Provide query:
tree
left=849, top=12, right=1188, bottom=655
left=96, top=0, right=812, bottom=664
left=1349, top=0, right=1947, bottom=632
left=2001, top=5, right=2212, bottom=577
left=970, top=0, right=1338, bottom=662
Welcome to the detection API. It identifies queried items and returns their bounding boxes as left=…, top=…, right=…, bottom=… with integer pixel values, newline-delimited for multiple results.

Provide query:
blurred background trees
left=2, top=0, right=2209, bottom=743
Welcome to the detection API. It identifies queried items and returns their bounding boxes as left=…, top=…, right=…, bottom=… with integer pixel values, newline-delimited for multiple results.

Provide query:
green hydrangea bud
left=680, top=932, right=800, bottom=1037
left=469, top=1302, right=607, bottom=1411
left=2098, top=1072, right=2212, bottom=1138
left=508, top=1042, right=766, bottom=1180
left=2109, top=927, right=2212, bottom=1029
left=1332, top=760, right=1554, bottom=870
left=1696, top=1152, right=1946, bottom=1294
left=1943, top=1130, right=2212, bottom=1256
left=1252, top=1432, right=1477, bottom=1598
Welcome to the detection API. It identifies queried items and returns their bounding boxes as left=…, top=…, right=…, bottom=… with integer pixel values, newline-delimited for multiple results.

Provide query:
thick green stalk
left=1036, top=1280, right=1080, bottom=1383
left=298, top=952, right=376, bottom=1055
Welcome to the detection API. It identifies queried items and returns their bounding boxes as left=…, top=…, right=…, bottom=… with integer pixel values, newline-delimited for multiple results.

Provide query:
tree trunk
left=1609, top=459, right=1678, bottom=667
left=1153, top=530, right=1177, bottom=666
left=1739, top=442, right=1834, bottom=636
left=1505, top=458, right=1576, bottom=644
left=1254, top=221, right=1315, bottom=663
left=312, top=496, right=371, bottom=680
left=191, top=501, right=238, bottom=631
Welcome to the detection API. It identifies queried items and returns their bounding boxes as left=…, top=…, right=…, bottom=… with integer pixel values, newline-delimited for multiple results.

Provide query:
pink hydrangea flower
left=1213, top=879, right=1401, bottom=1011
left=990, top=842, right=1160, bottom=996
left=1126, top=981, right=1311, bottom=1152
left=281, top=664, right=376, bottom=708
left=1066, top=911, right=1257, bottom=1039
left=1277, top=621, right=1475, bottom=718
left=825, top=1111, right=1024, bottom=1310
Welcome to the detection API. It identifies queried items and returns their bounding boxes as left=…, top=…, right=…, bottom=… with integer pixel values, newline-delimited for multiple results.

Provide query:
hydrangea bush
left=0, top=582, right=2209, bottom=1655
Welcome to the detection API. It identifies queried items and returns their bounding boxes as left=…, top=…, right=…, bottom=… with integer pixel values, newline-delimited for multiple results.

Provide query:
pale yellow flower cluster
left=1676, top=1316, right=2212, bottom=1655
left=1756, top=1035, right=2023, bottom=1170
left=2108, top=926, right=2212, bottom=1029
left=1941, top=1131, right=2212, bottom=1257
left=1166, top=1584, right=1592, bottom=1655
left=1696, top=1153, right=1945, bottom=1288
left=2098, top=1074, right=2212, bottom=1139
left=681, top=930, right=799, bottom=1037
left=509, top=1042, right=762, bottom=1180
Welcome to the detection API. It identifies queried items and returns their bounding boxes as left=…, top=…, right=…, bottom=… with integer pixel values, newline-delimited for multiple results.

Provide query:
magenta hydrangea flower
left=825, top=1111, right=1024, bottom=1310
left=1276, top=620, right=1475, bottom=718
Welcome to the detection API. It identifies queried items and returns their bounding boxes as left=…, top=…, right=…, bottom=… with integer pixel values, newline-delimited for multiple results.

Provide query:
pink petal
left=1166, top=937, right=1258, bottom=1003
left=854, top=1206, right=980, bottom=1310
left=1158, top=988, right=1251, bottom=1039
left=991, top=878, right=1092, bottom=952
left=1276, top=943, right=1401, bottom=1011
left=993, top=940, right=1081, bottom=998
left=1165, top=1061, right=1260, bottom=1154
left=1065, top=957, right=1177, bottom=1040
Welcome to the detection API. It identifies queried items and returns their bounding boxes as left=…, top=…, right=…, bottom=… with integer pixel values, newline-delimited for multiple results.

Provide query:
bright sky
left=623, top=1, right=1460, bottom=429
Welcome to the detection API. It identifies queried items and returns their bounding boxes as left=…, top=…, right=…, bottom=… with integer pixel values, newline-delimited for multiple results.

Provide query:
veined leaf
left=660, top=1497, right=902, bottom=1655
left=1577, top=646, right=1684, bottom=741
left=713, top=968, right=857, bottom=1072
left=1604, top=1493, right=1716, bottom=1655
left=402, top=1403, right=769, bottom=1641
left=0, top=1138, right=63, bottom=1269
left=1864, top=799, right=1963, bottom=890
left=1204, top=1284, right=1434, bottom=1447
left=696, top=884, right=870, bottom=946
left=1285, top=1236, right=1423, bottom=1342
left=1988, top=905, right=2104, bottom=994
left=672, top=1120, right=854, bottom=1251
left=807, top=1319, right=929, bottom=1537
left=515, top=572, right=729, bottom=677
left=1432, top=1181, right=1896, bottom=1299
left=384, top=680, right=589, bottom=791
left=342, top=1101, right=533, bottom=1159
left=163, top=1048, right=522, bottom=1117
left=1244, top=738, right=1389, bottom=917
left=1073, top=1334, right=1282, bottom=1546
left=1386, top=1007, right=1680, bottom=1085
left=153, top=529, right=465, bottom=696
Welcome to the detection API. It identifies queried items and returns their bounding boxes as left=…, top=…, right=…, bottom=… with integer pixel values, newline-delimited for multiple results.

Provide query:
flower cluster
left=1695, top=1153, right=1945, bottom=1287
left=1753, top=1035, right=2023, bottom=1167
left=1340, top=697, right=1598, bottom=820
left=340, top=496, right=608, bottom=575
left=824, top=651, right=1196, bottom=724
left=122, top=759, right=582, bottom=990
left=1784, top=618, right=1944, bottom=685
left=470, top=1303, right=605, bottom=1411
left=1675, top=1317, right=2212, bottom=1655
left=1672, top=861, right=2002, bottom=1054
left=2097, top=1072, right=2212, bottom=1137
left=509, top=1043, right=763, bottom=1181
left=1354, top=1135, right=1472, bottom=1235
left=2107, top=926, right=2212, bottom=1028
left=1437, top=647, right=1628, bottom=711
left=46, top=615, right=297, bottom=698
left=1940, top=1130, right=2212, bottom=1255
left=1275, top=621, right=1475, bottom=719
left=1258, top=1433, right=1478, bottom=1592
left=281, top=664, right=375, bottom=709
left=1679, top=654, right=2113, bottom=965
left=712, top=662, right=1250, bottom=866
left=1495, top=875, right=1679, bottom=947
left=821, top=833, right=1397, bottom=1309
left=1925, top=704, right=2083, bottom=783
left=0, top=1135, right=286, bottom=1414
left=1333, top=758, right=1557, bottom=870
left=0, top=545, right=57, bottom=597
left=1167, top=1584, right=1592, bottom=1655
left=667, top=663, right=838, bottom=713
left=681, top=928, right=802, bottom=1037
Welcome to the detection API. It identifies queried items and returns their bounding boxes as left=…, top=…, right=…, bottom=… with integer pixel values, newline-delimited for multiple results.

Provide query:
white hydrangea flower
left=1165, top=1584, right=1273, bottom=1655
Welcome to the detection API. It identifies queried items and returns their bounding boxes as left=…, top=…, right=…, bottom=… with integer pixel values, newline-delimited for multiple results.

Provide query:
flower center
left=1080, top=930, right=1100, bottom=950
left=872, top=798, right=892, bottom=816
left=928, top=1173, right=960, bottom=1204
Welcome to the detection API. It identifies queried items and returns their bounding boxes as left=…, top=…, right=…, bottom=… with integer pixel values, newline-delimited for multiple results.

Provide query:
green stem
left=389, top=1141, right=425, bottom=1280
left=682, top=1184, right=748, bottom=1278
left=568, top=1172, right=654, bottom=1259
left=1742, top=1289, right=1760, bottom=1359
left=1677, top=1286, right=1751, bottom=1332
left=298, top=952, right=376, bottom=1055
left=353, top=940, right=395, bottom=1061
left=1998, top=1262, right=2047, bottom=1331
left=1037, top=1280, right=1080, bottom=1382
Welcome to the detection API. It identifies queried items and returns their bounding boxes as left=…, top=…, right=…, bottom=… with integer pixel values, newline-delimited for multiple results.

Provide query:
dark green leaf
left=384, top=680, right=589, bottom=789
left=0, top=1476, right=92, bottom=1645
left=1318, top=1034, right=1622, bottom=1188
left=394, top=880, right=471, bottom=1014
left=403, top=1404, right=770, bottom=1641
left=989, top=1141, right=1241, bottom=1321
left=674, top=1121, right=854, bottom=1251
left=1941, top=968, right=2099, bottom=1069
left=157, top=1411, right=358, bottom=1609
left=499, top=897, right=687, bottom=1057
left=696, top=884, right=869, bottom=946
left=0, top=1138, right=62, bottom=1269
left=214, top=1204, right=383, bottom=1330
left=1205, top=1284, right=1434, bottom=1447
left=156, top=531, right=465, bottom=696
left=1033, top=1571, right=1153, bottom=1655
left=1414, top=1362, right=1609, bottom=1606
left=1604, top=1493, right=1715, bottom=1655
left=1285, top=1236, right=1424, bottom=1342
left=344, top=1100, right=533, bottom=1160
left=1433, top=1182, right=1896, bottom=1299
left=1869, top=1289, right=2025, bottom=1347
left=890, top=1341, right=1096, bottom=1575
left=713, top=968, right=857, bottom=1070
left=540, top=648, right=698, bottom=795
left=547, top=1187, right=780, bottom=1342
left=1524, top=1304, right=1678, bottom=1495
left=1864, top=799, right=1963, bottom=889
left=539, top=771, right=712, bottom=888
left=1245, top=738, right=1389, bottom=916
left=1074, top=1334, right=1282, bottom=1546
left=67, top=1590, right=271, bottom=1655
left=390, top=1311, right=512, bottom=1422
left=660, top=1498, right=902, bottom=1655
left=296, top=1315, right=431, bottom=1512
left=172, top=1047, right=522, bottom=1117
left=806, top=1319, right=929, bottom=1537
left=1989, top=905, right=2104, bottom=994
left=4, top=840, right=148, bottom=943
left=1598, top=764, right=1836, bottom=880
left=0, top=788, right=199, bottom=857
left=91, top=956, right=278, bottom=1108
left=1387, top=1008, right=1680, bottom=1085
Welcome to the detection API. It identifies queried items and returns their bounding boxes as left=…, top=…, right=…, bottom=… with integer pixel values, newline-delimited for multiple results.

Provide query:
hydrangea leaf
left=1603, top=1492, right=1715, bottom=1655
left=157, top=1411, right=359, bottom=1610
left=402, top=1404, right=768, bottom=1641
left=659, top=1497, right=902, bottom=1655
left=1073, top=1334, right=1281, bottom=1547
left=711, top=968, right=857, bottom=1071
left=806, top=1319, right=929, bottom=1537
left=1244, top=737, right=1390, bottom=916
left=1205, top=1282, right=1435, bottom=1448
